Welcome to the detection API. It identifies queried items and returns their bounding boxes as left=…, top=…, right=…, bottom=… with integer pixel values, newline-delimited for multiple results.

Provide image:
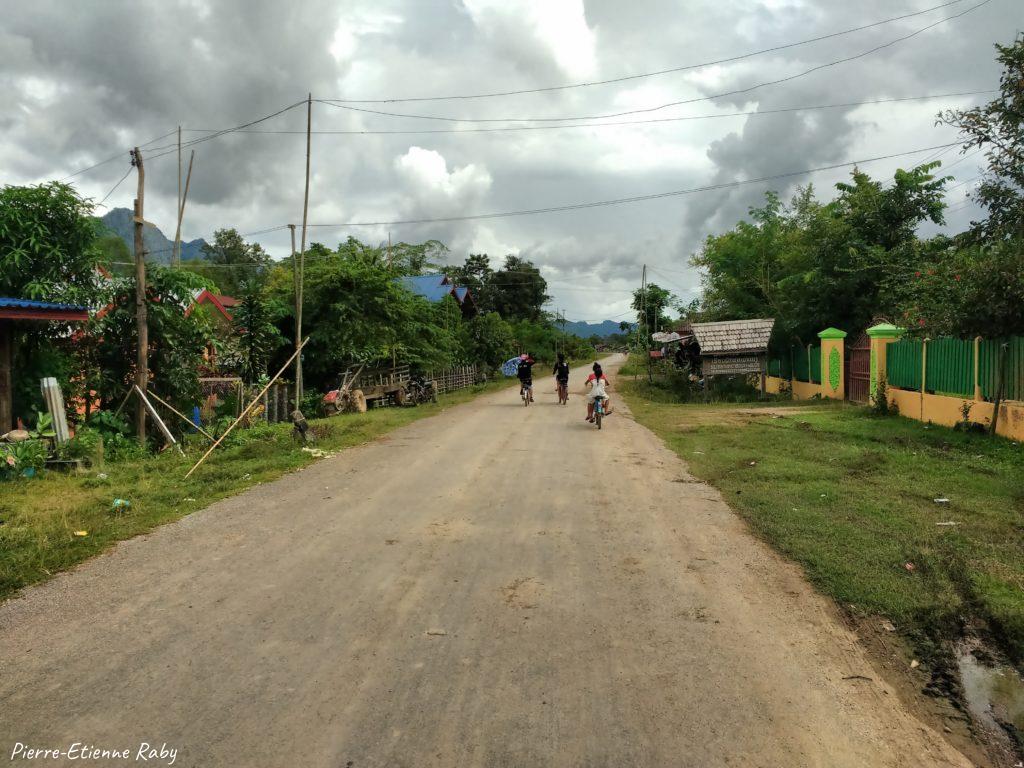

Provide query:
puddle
left=957, top=643, right=1024, bottom=753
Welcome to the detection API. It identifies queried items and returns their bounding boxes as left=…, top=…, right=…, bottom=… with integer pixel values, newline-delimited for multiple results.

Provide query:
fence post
left=920, top=337, right=929, bottom=421
left=866, top=323, right=904, bottom=407
left=817, top=327, right=847, bottom=400
left=974, top=336, right=983, bottom=401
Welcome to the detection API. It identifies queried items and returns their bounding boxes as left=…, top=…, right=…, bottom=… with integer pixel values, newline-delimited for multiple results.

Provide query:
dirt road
left=0, top=357, right=971, bottom=767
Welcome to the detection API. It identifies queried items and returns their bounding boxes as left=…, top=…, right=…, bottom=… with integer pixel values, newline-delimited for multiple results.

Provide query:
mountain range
left=98, top=208, right=209, bottom=264
left=562, top=320, right=633, bottom=338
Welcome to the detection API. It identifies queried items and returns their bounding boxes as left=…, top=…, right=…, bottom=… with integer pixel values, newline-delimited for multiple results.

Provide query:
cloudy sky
left=2, top=0, right=1019, bottom=321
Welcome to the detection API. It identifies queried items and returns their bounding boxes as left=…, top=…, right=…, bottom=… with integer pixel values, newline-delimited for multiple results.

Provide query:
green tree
left=450, top=253, right=495, bottom=312
left=93, top=267, right=215, bottom=417
left=0, top=182, right=105, bottom=304
left=939, top=34, right=1024, bottom=240
left=232, top=280, right=286, bottom=385
left=458, top=311, right=514, bottom=370
left=183, top=228, right=271, bottom=295
left=0, top=182, right=106, bottom=422
left=489, top=255, right=549, bottom=322
left=631, top=283, right=676, bottom=342
left=267, top=243, right=460, bottom=391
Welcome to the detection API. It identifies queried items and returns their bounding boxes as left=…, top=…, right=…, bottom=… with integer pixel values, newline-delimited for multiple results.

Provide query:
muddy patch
left=958, top=641, right=1024, bottom=763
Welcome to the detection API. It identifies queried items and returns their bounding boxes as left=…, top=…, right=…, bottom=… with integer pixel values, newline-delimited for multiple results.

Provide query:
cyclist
left=517, top=353, right=535, bottom=403
left=552, top=353, right=570, bottom=405
left=584, top=362, right=611, bottom=422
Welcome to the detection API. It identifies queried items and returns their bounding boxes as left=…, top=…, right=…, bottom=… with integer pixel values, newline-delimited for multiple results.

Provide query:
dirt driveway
left=0, top=356, right=971, bottom=767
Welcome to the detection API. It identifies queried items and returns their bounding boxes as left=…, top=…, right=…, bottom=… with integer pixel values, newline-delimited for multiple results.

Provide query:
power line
left=144, top=101, right=307, bottom=162
left=323, top=0, right=975, bottom=103
left=180, top=91, right=994, bottom=137
left=302, top=141, right=962, bottom=229
left=60, top=128, right=177, bottom=181
left=95, top=164, right=135, bottom=207
left=316, top=0, right=993, bottom=124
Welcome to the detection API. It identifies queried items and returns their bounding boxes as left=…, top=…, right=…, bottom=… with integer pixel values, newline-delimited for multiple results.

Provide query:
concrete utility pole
left=296, top=93, right=312, bottom=405
left=131, top=147, right=148, bottom=442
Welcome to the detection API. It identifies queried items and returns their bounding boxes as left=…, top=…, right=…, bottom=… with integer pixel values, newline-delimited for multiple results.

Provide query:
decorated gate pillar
left=817, top=327, right=847, bottom=399
left=866, top=323, right=905, bottom=403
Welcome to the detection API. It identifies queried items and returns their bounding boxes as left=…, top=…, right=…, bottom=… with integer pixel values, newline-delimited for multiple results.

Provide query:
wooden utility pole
left=172, top=142, right=195, bottom=269
left=131, top=147, right=148, bottom=442
left=289, top=223, right=300, bottom=406
left=173, top=126, right=181, bottom=267
left=297, top=93, right=313, bottom=405
left=642, top=264, right=653, bottom=383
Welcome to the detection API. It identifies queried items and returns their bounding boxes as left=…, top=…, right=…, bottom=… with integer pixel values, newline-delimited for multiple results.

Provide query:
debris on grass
left=934, top=497, right=951, bottom=504
left=881, top=620, right=897, bottom=632
left=73, top=530, right=88, bottom=537
left=936, top=521, right=960, bottom=527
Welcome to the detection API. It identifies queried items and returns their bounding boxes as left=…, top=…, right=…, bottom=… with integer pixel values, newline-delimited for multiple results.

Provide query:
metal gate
left=846, top=332, right=871, bottom=403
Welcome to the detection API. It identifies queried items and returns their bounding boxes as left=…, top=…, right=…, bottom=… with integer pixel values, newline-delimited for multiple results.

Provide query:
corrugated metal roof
left=690, top=318, right=775, bottom=354
left=0, top=297, right=88, bottom=311
left=396, top=274, right=453, bottom=303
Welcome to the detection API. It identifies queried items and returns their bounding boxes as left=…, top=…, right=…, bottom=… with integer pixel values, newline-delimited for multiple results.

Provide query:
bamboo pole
left=146, top=388, right=215, bottom=442
left=184, top=338, right=308, bottom=479
left=134, top=386, right=182, bottom=455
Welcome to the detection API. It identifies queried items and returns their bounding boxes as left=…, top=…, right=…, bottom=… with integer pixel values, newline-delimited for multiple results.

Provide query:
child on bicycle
left=517, top=353, right=535, bottom=402
left=584, top=362, right=611, bottom=422
left=552, top=353, right=570, bottom=404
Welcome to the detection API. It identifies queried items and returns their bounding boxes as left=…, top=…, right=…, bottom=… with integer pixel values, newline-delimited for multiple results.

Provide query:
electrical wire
left=180, top=91, right=994, bottom=137
left=302, top=141, right=962, bottom=229
left=95, top=164, right=135, bottom=208
left=144, top=100, right=308, bottom=162
left=60, top=128, right=177, bottom=181
left=324, top=0, right=975, bottom=103
left=316, top=0, right=993, bottom=124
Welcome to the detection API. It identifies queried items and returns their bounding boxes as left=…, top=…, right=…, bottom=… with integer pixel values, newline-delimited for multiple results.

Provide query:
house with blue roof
left=395, top=274, right=477, bottom=318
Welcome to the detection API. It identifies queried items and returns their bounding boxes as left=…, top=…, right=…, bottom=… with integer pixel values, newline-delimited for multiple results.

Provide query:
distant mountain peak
left=562, top=319, right=635, bottom=338
left=98, top=207, right=208, bottom=264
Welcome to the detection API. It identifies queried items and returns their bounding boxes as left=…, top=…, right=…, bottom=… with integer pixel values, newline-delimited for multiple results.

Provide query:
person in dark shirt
left=552, top=353, right=570, bottom=405
left=516, top=354, right=535, bottom=402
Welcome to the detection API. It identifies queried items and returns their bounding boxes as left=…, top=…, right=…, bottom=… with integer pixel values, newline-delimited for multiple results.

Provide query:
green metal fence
left=887, top=339, right=923, bottom=391
left=793, top=347, right=810, bottom=382
left=925, top=338, right=974, bottom=397
left=768, top=357, right=792, bottom=378
left=980, top=337, right=1024, bottom=402
left=809, top=346, right=822, bottom=384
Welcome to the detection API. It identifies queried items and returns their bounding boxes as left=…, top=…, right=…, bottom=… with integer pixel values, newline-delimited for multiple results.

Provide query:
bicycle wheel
left=595, top=411, right=602, bottom=429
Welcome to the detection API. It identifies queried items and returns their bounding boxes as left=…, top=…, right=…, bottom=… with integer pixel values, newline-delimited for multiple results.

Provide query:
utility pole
left=296, top=93, right=312, bottom=406
left=173, top=146, right=194, bottom=269
left=173, top=126, right=181, bottom=267
left=131, top=147, right=148, bottom=442
left=642, top=264, right=652, bottom=383
left=289, top=223, right=301, bottom=406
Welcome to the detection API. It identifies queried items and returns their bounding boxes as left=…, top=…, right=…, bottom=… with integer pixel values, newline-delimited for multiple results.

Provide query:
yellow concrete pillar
left=817, top=327, right=847, bottom=399
left=866, top=323, right=905, bottom=405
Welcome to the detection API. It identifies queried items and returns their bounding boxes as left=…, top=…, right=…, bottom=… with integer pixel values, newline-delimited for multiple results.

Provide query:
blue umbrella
left=501, top=356, right=523, bottom=377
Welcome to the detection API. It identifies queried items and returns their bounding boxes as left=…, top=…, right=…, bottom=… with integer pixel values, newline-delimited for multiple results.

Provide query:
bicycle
left=556, top=380, right=568, bottom=405
left=593, top=395, right=606, bottom=429
left=521, top=382, right=533, bottom=407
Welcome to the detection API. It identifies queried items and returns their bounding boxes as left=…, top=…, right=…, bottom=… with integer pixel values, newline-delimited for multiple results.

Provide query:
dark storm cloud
left=1, top=0, right=1019, bottom=320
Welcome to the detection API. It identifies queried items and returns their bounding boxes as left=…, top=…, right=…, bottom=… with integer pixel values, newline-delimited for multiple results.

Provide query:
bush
left=0, top=440, right=48, bottom=479
left=59, top=427, right=104, bottom=464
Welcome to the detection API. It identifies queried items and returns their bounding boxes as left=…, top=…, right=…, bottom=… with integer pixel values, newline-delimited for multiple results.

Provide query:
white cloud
left=394, top=146, right=492, bottom=202
left=462, top=0, right=597, bottom=78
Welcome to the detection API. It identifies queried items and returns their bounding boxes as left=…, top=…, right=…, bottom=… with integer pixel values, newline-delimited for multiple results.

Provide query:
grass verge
left=0, top=380, right=507, bottom=601
left=620, top=381, right=1024, bottom=667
